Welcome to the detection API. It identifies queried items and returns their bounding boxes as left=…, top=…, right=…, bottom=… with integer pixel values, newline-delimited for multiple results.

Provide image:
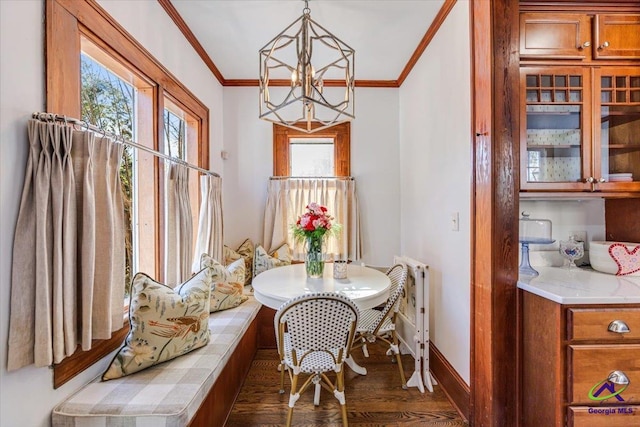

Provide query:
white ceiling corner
left=170, top=0, right=447, bottom=81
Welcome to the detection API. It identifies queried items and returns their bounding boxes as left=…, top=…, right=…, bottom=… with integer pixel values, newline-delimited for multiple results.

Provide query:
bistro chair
left=274, top=292, right=359, bottom=427
left=352, top=263, right=409, bottom=389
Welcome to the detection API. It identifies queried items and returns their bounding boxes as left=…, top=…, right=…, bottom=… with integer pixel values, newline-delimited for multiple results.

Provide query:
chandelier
left=259, top=0, right=355, bottom=133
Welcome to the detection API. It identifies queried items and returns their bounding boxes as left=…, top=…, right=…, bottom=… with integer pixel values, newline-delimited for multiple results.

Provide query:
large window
left=48, top=0, right=209, bottom=387
left=273, top=122, right=351, bottom=177
left=80, top=49, right=136, bottom=295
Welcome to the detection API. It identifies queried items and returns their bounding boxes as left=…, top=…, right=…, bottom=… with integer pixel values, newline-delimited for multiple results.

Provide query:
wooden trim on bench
left=189, top=315, right=259, bottom=427
left=256, top=306, right=277, bottom=349
left=429, top=341, right=470, bottom=422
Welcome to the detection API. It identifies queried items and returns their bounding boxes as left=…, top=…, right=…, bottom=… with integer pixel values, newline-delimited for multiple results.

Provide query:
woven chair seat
left=283, top=333, right=343, bottom=373
left=357, top=309, right=394, bottom=335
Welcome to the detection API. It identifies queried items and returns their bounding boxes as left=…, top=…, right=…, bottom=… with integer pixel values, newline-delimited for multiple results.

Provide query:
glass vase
left=304, top=235, right=325, bottom=278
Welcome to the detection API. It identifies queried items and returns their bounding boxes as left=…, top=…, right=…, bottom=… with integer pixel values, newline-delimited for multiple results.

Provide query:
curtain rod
left=270, top=176, right=354, bottom=180
left=32, top=112, right=220, bottom=178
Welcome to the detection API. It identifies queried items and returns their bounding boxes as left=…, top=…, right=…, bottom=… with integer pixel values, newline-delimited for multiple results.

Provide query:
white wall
left=222, top=87, right=401, bottom=267
left=0, top=1, right=224, bottom=426
left=398, top=1, right=472, bottom=384
left=519, top=199, right=606, bottom=267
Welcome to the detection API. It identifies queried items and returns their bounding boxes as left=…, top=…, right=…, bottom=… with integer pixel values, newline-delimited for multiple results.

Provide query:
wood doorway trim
left=470, top=0, right=520, bottom=425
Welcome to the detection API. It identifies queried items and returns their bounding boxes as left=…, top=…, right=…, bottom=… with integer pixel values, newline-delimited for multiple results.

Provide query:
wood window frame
left=273, top=122, right=351, bottom=176
left=46, top=0, right=209, bottom=388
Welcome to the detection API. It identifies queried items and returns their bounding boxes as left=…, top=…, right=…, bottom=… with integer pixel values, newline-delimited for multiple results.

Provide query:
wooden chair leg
left=286, top=373, right=299, bottom=427
left=391, top=332, right=408, bottom=389
left=336, top=370, right=349, bottom=426
left=279, top=363, right=286, bottom=393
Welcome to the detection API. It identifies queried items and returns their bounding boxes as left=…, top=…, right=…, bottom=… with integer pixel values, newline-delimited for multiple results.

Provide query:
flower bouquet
left=292, top=203, right=340, bottom=278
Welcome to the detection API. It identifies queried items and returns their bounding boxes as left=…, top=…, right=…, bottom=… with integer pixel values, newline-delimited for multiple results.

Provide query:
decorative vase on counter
left=304, top=235, right=325, bottom=278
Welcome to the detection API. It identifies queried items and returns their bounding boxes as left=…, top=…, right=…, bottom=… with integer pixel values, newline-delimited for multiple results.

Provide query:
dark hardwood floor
left=226, top=344, right=468, bottom=426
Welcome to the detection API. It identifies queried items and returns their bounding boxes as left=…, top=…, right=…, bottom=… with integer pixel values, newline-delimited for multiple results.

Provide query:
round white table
left=252, top=262, right=391, bottom=375
left=252, top=263, right=391, bottom=311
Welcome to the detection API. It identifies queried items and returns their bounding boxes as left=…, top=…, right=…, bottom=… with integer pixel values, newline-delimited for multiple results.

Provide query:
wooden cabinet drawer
left=568, top=308, right=640, bottom=341
left=568, top=344, right=640, bottom=404
left=568, top=406, right=640, bottom=427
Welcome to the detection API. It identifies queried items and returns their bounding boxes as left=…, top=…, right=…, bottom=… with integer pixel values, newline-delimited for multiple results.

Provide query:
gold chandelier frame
left=259, top=0, right=355, bottom=133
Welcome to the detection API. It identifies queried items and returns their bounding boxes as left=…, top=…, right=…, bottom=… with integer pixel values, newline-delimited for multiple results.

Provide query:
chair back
left=275, top=292, right=359, bottom=365
left=367, top=263, right=408, bottom=333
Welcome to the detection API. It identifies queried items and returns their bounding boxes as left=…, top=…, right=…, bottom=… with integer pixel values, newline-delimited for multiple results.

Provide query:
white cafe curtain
left=8, top=119, right=125, bottom=370
left=191, top=175, right=223, bottom=272
left=263, top=178, right=361, bottom=261
left=164, top=162, right=193, bottom=286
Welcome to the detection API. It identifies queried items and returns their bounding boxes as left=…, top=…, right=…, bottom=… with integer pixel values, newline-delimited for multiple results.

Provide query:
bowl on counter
left=589, top=241, right=640, bottom=276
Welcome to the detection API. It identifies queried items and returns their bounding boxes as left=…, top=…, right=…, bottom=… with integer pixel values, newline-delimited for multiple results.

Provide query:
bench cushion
left=52, top=296, right=261, bottom=427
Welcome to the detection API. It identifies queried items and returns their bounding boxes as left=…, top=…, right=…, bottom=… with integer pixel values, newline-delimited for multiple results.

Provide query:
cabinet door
left=520, top=13, right=592, bottom=59
left=594, top=14, right=640, bottom=60
left=520, top=67, right=592, bottom=191
left=592, top=67, right=640, bottom=193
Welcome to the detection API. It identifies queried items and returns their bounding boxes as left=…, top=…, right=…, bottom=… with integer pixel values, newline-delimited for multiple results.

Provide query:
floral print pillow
left=102, top=268, right=212, bottom=380
left=223, top=238, right=254, bottom=285
left=253, top=243, right=291, bottom=277
left=201, top=254, right=248, bottom=312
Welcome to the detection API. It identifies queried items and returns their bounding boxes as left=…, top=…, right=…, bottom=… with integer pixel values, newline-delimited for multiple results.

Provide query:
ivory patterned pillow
left=253, top=243, right=292, bottom=277
left=201, top=254, right=248, bottom=312
left=102, top=268, right=211, bottom=380
left=223, top=238, right=254, bottom=285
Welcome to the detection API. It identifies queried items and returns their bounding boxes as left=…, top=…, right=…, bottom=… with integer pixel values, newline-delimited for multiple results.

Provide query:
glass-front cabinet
left=520, top=66, right=640, bottom=193
left=521, top=67, right=591, bottom=191
left=595, top=67, right=640, bottom=192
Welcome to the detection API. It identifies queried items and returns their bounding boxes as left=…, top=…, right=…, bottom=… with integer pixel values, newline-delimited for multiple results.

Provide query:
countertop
left=517, top=266, right=640, bottom=304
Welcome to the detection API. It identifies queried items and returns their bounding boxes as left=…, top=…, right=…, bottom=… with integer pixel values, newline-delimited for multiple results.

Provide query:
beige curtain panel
left=164, top=162, right=193, bottom=286
left=75, top=133, right=126, bottom=348
left=191, top=175, right=223, bottom=272
left=263, top=178, right=361, bottom=261
left=7, top=120, right=125, bottom=371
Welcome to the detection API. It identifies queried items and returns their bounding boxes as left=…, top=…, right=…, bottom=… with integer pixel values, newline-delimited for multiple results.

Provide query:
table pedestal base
left=345, top=356, right=367, bottom=375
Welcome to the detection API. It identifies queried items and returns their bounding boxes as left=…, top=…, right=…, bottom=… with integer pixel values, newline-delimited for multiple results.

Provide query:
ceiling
left=169, top=0, right=447, bottom=84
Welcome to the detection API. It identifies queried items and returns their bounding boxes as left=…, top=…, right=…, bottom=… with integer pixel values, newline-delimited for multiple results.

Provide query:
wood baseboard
left=429, top=342, right=470, bottom=422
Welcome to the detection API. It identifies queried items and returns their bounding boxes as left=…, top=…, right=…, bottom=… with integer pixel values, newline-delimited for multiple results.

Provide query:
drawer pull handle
left=608, top=320, right=630, bottom=334
left=608, top=370, right=630, bottom=386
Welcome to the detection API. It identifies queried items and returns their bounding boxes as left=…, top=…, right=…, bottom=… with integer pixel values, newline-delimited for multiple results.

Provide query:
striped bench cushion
left=52, top=296, right=261, bottom=427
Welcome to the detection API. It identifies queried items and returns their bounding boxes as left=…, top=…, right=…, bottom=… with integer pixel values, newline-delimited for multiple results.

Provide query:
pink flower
left=292, top=203, right=337, bottom=240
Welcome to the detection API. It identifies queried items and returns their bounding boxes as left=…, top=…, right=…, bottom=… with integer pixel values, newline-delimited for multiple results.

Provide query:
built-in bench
left=52, top=296, right=262, bottom=427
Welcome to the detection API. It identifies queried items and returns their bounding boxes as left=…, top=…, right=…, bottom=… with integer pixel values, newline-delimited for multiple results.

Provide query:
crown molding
left=397, top=0, right=457, bottom=86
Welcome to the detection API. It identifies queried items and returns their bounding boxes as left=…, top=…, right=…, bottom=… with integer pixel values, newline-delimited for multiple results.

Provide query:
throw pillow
left=201, top=254, right=249, bottom=312
left=223, top=238, right=254, bottom=285
left=102, top=268, right=211, bottom=380
left=253, top=243, right=292, bottom=277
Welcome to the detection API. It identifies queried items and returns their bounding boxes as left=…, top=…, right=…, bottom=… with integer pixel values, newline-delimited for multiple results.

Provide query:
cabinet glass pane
left=526, top=105, right=582, bottom=183
left=524, top=71, right=584, bottom=184
left=600, top=104, right=640, bottom=184
left=600, top=73, right=640, bottom=184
